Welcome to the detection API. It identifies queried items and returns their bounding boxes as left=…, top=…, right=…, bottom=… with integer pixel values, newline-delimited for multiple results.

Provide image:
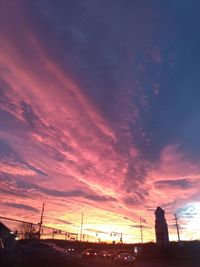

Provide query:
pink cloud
left=0, top=162, right=35, bottom=176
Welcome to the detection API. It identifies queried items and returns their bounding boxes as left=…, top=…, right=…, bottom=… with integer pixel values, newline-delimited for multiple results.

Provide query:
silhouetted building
left=155, top=207, right=169, bottom=245
left=0, top=221, right=16, bottom=264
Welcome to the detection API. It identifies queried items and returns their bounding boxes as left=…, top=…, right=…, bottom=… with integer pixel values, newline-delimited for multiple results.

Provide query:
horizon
left=1, top=0, right=200, bottom=244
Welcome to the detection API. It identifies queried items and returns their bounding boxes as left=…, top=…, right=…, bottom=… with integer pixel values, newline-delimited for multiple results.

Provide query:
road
left=76, top=258, right=185, bottom=267
left=13, top=254, right=195, bottom=267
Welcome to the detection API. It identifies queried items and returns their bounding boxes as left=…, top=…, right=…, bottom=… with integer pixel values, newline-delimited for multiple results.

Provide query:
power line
left=0, top=215, right=77, bottom=238
left=0, top=216, right=33, bottom=225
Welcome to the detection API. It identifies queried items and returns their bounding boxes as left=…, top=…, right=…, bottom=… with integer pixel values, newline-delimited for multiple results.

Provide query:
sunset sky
left=1, top=0, right=200, bottom=243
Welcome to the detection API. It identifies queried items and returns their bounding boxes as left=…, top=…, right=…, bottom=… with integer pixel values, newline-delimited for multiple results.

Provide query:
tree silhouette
left=16, top=222, right=38, bottom=240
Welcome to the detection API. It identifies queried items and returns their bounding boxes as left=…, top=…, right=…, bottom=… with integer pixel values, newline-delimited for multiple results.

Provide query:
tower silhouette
left=155, top=206, right=169, bottom=245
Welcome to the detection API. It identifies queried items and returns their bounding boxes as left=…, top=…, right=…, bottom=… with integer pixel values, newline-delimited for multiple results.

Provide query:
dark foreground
left=77, top=258, right=194, bottom=267
left=0, top=256, right=197, bottom=267
left=1, top=240, right=200, bottom=267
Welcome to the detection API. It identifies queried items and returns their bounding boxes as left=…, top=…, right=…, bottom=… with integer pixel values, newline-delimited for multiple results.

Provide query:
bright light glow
left=178, top=202, right=200, bottom=240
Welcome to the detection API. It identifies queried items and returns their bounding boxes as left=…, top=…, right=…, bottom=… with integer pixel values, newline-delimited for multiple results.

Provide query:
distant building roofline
left=0, top=221, right=12, bottom=233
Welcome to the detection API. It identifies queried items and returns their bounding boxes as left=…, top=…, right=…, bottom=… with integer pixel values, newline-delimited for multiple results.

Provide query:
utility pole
left=140, top=217, right=143, bottom=243
left=38, top=203, right=45, bottom=239
left=80, top=211, right=84, bottom=242
left=175, top=214, right=180, bottom=242
left=29, top=223, right=33, bottom=239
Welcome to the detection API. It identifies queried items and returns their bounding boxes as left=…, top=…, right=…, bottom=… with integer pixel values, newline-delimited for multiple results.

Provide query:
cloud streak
left=3, top=202, right=39, bottom=213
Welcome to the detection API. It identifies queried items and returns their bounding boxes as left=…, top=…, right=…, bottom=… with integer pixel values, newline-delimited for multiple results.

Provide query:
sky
left=1, top=0, right=200, bottom=243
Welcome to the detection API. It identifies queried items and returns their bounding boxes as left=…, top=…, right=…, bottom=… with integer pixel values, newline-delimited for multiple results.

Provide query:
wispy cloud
left=3, top=202, right=39, bottom=213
